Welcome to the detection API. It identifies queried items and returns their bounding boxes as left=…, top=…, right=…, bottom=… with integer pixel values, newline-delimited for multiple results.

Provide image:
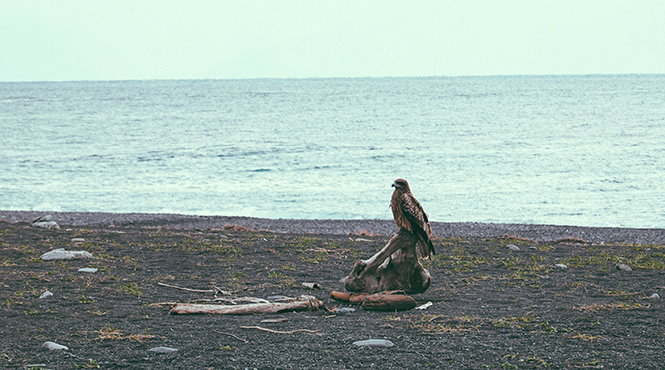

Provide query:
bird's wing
left=401, top=193, right=429, bottom=232
left=401, top=193, right=435, bottom=258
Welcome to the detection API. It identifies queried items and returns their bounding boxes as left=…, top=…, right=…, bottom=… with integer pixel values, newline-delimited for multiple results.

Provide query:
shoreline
left=2, top=210, right=665, bottom=244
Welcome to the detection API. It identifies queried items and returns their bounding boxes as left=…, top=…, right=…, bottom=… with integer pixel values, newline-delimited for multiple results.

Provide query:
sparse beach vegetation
left=1, top=219, right=664, bottom=368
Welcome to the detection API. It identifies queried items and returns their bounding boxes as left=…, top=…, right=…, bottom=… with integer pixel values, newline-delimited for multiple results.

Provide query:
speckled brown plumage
left=390, top=178, right=435, bottom=259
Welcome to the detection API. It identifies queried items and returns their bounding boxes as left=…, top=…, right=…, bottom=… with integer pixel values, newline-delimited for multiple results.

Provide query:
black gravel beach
left=2, top=210, right=665, bottom=244
left=2, top=211, right=665, bottom=369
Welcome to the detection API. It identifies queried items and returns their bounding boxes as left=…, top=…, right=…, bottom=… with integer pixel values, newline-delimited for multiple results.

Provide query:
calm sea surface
left=1, top=75, right=664, bottom=228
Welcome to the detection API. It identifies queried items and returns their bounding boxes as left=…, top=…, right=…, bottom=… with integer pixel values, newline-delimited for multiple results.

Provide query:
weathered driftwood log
left=343, top=229, right=431, bottom=294
left=362, top=293, right=417, bottom=311
left=331, top=290, right=417, bottom=311
left=169, top=295, right=324, bottom=315
left=330, top=291, right=368, bottom=303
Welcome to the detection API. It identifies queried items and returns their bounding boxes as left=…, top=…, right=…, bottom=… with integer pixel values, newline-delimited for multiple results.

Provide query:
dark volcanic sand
left=2, top=211, right=665, bottom=245
left=1, top=212, right=665, bottom=369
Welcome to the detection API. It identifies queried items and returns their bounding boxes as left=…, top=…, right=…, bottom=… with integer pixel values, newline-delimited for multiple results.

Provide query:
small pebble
left=39, top=291, right=54, bottom=299
left=649, top=293, right=660, bottom=300
left=42, top=341, right=68, bottom=351
left=32, top=216, right=59, bottom=229
left=78, top=267, right=98, bottom=273
left=260, top=318, right=288, bottom=323
left=40, top=249, right=94, bottom=260
left=337, top=307, right=356, bottom=313
left=149, top=346, right=178, bottom=353
left=33, top=220, right=60, bottom=229
left=415, top=301, right=433, bottom=310
left=616, top=263, right=632, bottom=272
left=353, top=339, right=394, bottom=348
left=302, top=282, right=323, bottom=290
left=507, top=244, right=520, bottom=251
left=555, top=263, right=567, bottom=269
left=267, top=295, right=287, bottom=301
left=529, top=246, right=538, bottom=250
left=71, top=238, right=85, bottom=244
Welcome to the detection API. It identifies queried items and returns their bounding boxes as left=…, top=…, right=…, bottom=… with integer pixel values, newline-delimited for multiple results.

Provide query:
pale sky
left=2, top=1, right=664, bottom=82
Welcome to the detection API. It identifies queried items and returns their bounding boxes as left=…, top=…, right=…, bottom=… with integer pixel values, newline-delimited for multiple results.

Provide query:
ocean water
left=1, top=75, right=664, bottom=228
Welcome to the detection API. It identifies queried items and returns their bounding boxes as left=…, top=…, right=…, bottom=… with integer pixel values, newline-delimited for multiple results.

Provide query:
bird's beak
left=391, top=182, right=396, bottom=188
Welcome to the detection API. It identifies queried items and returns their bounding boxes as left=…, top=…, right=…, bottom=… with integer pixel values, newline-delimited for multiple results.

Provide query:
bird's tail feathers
left=415, top=227, right=436, bottom=259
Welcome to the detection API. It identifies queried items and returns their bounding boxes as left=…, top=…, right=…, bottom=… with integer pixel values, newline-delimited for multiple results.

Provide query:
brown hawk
left=390, top=178, right=435, bottom=259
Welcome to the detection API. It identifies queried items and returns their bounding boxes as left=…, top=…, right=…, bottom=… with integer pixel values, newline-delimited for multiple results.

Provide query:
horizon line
left=2, top=72, right=664, bottom=84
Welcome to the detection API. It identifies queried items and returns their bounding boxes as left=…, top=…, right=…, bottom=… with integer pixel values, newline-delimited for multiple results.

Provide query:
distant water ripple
left=1, top=75, right=664, bottom=228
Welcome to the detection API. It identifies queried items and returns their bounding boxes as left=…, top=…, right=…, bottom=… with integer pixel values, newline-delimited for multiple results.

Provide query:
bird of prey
left=390, top=178, right=435, bottom=259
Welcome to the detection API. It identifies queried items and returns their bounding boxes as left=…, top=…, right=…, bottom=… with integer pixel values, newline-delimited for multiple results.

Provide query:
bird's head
left=391, top=178, right=410, bottom=192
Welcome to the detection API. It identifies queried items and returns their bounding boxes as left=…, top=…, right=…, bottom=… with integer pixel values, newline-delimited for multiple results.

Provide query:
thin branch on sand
left=157, top=282, right=230, bottom=295
left=213, top=330, right=249, bottom=343
left=240, top=326, right=320, bottom=335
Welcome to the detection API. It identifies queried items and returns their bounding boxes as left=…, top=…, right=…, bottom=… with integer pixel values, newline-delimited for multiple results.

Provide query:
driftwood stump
left=344, top=229, right=431, bottom=294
